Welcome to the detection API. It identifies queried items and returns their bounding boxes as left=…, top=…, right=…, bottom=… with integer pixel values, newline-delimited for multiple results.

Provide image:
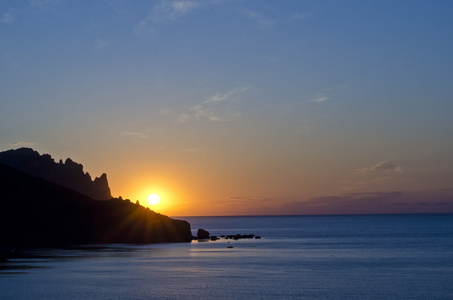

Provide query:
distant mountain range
left=0, top=148, right=112, bottom=200
left=0, top=149, right=192, bottom=247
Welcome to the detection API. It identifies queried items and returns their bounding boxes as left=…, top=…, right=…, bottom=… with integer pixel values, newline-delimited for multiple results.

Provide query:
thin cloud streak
left=270, top=189, right=453, bottom=215
left=180, top=148, right=207, bottom=154
left=309, top=93, right=328, bottom=103
left=242, top=9, right=274, bottom=28
left=120, top=130, right=149, bottom=138
left=135, top=0, right=205, bottom=33
left=226, top=196, right=274, bottom=202
left=135, top=0, right=263, bottom=33
left=30, top=0, right=59, bottom=7
left=172, top=1, right=200, bottom=14
left=241, top=6, right=309, bottom=29
left=356, top=160, right=403, bottom=176
left=340, top=176, right=401, bottom=192
left=8, top=141, right=36, bottom=146
left=181, top=86, right=250, bottom=122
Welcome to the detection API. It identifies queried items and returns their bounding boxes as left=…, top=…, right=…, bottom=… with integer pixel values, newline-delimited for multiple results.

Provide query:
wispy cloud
left=272, top=191, right=405, bottom=215
left=120, top=130, right=148, bottom=138
left=273, top=189, right=453, bottom=215
left=355, top=160, right=403, bottom=176
left=339, top=160, right=404, bottom=192
left=1, top=1, right=62, bottom=25
left=309, top=93, right=328, bottom=103
left=94, top=38, right=110, bottom=50
left=290, top=13, right=308, bottom=22
left=220, top=190, right=450, bottom=215
left=218, top=196, right=275, bottom=214
left=134, top=1, right=308, bottom=33
left=241, top=7, right=309, bottom=29
left=30, top=0, right=61, bottom=12
left=180, top=148, right=207, bottom=154
left=340, top=176, right=400, bottom=192
left=152, top=0, right=202, bottom=20
left=242, top=9, right=274, bottom=28
left=135, top=0, right=205, bottom=33
left=30, top=0, right=59, bottom=8
left=226, top=196, right=274, bottom=203
left=181, top=87, right=250, bottom=122
left=1, top=12, right=14, bottom=24
left=204, top=87, right=249, bottom=104
left=306, top=85, right=348, bottom=104
left=172, top=1, right=201, bottom=14
left=8, top=141, right=36, bottom=146
left=300, top=191, right=405, bottom=209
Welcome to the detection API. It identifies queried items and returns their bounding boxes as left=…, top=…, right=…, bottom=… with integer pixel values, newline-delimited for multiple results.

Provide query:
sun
left=147, top=193, right=160, bottom=205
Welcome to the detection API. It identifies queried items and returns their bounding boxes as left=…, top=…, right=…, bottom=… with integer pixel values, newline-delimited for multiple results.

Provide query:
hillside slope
left=0, top=148, right=111, bottom=200
left=0, top=163, right=192, bottom=247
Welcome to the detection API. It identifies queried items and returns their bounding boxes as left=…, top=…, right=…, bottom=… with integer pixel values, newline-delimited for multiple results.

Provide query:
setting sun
left=147, top=193, right=160, bottom=205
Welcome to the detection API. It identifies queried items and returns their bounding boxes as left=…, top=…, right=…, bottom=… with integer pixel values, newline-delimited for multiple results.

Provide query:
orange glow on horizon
left=111, top=174, right=193, bottom=216
left=137, top=187, right=170, bottom=213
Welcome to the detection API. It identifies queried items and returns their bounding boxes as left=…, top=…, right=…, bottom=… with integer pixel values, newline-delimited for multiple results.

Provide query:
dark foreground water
left=1, top=214, right=452, bottom=299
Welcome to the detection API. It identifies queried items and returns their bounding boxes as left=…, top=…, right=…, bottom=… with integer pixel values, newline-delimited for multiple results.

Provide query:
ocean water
left=1, top=214, right=452, bottom=299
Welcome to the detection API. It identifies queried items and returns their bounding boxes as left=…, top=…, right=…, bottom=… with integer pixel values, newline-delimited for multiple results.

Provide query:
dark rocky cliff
left=0, top=163, right=192, bottom=246
left=0, top=148, right=111, bottom=200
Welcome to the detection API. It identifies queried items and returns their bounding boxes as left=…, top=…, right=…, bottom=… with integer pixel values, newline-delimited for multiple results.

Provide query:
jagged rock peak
left=94, top=173, right=108, bottom=183
left=0, top=147, right=112, bottom=200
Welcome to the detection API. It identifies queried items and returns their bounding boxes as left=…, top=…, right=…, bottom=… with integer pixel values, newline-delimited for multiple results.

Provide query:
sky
left=1, top=0, right=453, bottom=216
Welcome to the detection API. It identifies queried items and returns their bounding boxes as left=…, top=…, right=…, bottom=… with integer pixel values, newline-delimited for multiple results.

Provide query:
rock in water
left=197, top=228, right=210, bottom=239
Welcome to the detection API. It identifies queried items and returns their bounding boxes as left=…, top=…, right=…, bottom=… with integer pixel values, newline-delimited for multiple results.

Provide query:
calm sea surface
left=1, top=214, right=452, bottom=299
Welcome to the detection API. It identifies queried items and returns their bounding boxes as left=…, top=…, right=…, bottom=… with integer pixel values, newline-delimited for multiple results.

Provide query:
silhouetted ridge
left=0, top=163, right=192, bottom=246
left=0, top=148, right=111, bottom=200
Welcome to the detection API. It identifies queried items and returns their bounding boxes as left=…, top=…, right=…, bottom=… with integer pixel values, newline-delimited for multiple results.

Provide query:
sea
left=1, top=214, right=452, bottom=299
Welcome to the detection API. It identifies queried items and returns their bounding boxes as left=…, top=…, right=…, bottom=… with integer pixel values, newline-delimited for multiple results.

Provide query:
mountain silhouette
left=0, top=162, right=192, bottom=247
left=0, top=148, right=111, bottom=200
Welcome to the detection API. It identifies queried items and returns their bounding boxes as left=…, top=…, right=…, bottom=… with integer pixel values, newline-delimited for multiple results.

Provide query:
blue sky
left=1, top=0, right=453, bottom=216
